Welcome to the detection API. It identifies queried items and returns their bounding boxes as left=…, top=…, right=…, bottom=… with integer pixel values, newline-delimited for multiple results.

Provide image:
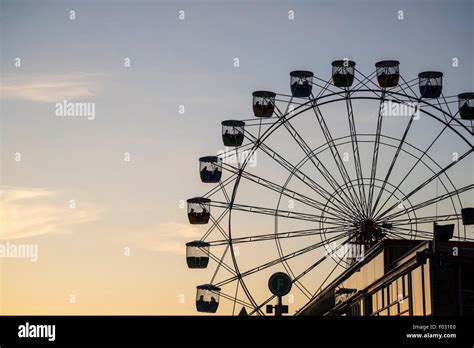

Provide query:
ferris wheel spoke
left=389, top=223, right=474, bottom=242
left=209, top=214, right=229, bottom=239
left=376, top=149, right=472, bottom=220
left=369, top=101, right=420, bottom=217
left=432, top=96, right=459, bottom=109
left=382, top=184, right=473, bottom=222
left=210, top=200, right=351, bottom=225
left=272, top=103, right=362, bottom=214
left=291, top=235, right=355, bottom=301
left=308, top=97, right=366, bottom=217
left=220, top=162, right=354, bottom=222
left=390, top=73, right=425, bottom=102
left=291, top=279, right=313, bottom=301
left=201, top=246, right=237, bottom=276
left=200, top=207, right=230, bottom=241
left=202, top=173, right=238, bottom=199
left=384, top=230, right=410, bottom=240
left=387, top=225, right=464, bottom=241
left=435, top=93, right=456, bottom=121
left=273, top=91, right=295, bottom=119
left=388, top=225, right=438, bottom=239
left=218, top=142, right=254, bottom=158
left=389, top=213, right=461, bottom=226
left=215, top=142, right=255, bottom=171
left=275, top=98, right=308, bottom=107
left=215, top=231, right=351, bottom=288
left=389, top=225, right=430, bottom=235
left=386, top=91, right=471, bottom=136
left=218, top=289, right=254, bottom=310
left=208, top=225, right=350, bottom=246
left=380, top=225, right=418, bottom=240
left=388, top=224, right=432, bottom=236
left=282, top=258, right=314, bottom=301
left=248, top=295, right=276, bottom=316
left=354, top=69, right=411, bottom=105
left=356, top=73, right=419, bottom=105
left=248, top=280, right=310, bottom=315
left=385, top=230, right=415, bottom=240
left=351, top=69, right=378, bottom=91
left=236, top=231, right=352, bottom=298
left=395, top=75, right=420, bottom=100
left=207, top=213, right=229, bottom=240
left=243, top=130, right=360, bottom=217
left=367, top=91, right=387, bottom=217
left=387, top=76, right=418, bottom=95
left=218, top=181, right=231, bottom=203
left=354, top=69, right=404, bottom=102
left=284, top=88, right=469, bottom=136
left=372, top=113, right=459, bottom=218
left=210, top=244, right=231, bottom=284
left=344, top=92, right=369, bottom=215
left=394, top=82, right=420, bottom=100
left=311, top=76, right=343, bottom=96
left=313, top=239, right=356, bottom=298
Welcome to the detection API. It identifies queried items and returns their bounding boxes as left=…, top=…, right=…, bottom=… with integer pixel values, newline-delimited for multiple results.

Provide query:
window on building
left=370, top=272, right=412, bottom=316
left=411, top=266, right=425, bottom=315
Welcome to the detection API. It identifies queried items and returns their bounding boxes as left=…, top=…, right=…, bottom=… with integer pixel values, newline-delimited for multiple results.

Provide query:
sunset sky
left=1, top=0, right=473, bottom=315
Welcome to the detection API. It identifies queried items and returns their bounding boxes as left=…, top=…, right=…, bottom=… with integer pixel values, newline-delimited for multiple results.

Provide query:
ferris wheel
left=184, top=59, right=474, bottom=315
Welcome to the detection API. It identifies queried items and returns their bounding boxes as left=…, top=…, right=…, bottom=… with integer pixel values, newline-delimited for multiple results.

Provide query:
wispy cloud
left=0, top=72, right=101, bottom=103
left=120, top=222, right=202, bottom=255
left=0, top=186, right=100, bottom=240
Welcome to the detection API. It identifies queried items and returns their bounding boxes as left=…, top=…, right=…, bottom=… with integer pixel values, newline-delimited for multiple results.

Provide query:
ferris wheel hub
left=353, top=219, right=386, bottom=249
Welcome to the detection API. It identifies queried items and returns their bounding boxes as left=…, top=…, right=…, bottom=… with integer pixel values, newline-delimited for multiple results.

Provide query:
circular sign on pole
left=268, top=272, right=292, bottom=296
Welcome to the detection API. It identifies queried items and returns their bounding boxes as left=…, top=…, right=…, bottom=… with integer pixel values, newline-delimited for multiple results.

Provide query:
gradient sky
left=1, top=0, right=473, bottom=315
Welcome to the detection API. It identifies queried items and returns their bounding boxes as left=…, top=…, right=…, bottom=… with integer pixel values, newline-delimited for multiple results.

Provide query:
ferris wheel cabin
left=221, top=120, right=245, bottom=147
left=331, top=60, right=356, bottom=87
left=252, top=91, right=276, bottom=117
left=418, top=71, right=443, bottom=99
left=199, top=156, right=222, bottom=183
left=458, top=93, right=474, bottom=120
left=375, top=60, right=400, bottom=88
left=185, top=240, right=210, bottom=269
left=196, top=284, right=221, bottom=313
left=187, top=197, right=211, bottom=224
left=290, top=70, right=313, bottom=97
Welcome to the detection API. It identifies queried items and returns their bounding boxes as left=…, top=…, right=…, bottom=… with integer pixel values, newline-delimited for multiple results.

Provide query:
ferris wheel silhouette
left=184, top=59, right=474, bottom=315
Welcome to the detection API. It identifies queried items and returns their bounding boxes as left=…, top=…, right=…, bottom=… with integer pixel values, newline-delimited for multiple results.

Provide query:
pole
left=275, top=296, right=283, bottom=316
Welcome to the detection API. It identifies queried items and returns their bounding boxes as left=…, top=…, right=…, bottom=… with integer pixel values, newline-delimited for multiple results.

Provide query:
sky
left=0, top=0, right=473, bottom=315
